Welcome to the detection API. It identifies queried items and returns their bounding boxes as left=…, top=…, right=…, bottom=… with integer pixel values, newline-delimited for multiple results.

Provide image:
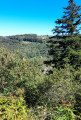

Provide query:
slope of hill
left=0, top=34, right=49, bottom=58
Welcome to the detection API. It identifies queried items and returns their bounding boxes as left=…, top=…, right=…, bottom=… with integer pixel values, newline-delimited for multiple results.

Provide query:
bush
left=74, top=89, right=81, bottom=117
left=0, top=93, right=28, bottom=120
left=41, top=65, right=81, bottom=108
left=0, top=47, right=41, bottom=94
left=0, top=47, right=81, bottom=119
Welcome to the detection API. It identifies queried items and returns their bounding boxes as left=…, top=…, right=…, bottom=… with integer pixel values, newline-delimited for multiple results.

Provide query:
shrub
left=41, top=65, right=81, bottom=107
left=74, top=89, right=81, bottom=117
left=0, top=47, right=41, bottom=94
left=0, top=94, right=28, bottom=120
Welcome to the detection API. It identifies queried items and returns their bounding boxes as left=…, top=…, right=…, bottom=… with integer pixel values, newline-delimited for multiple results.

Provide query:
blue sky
left=0, top=0, right=81, bottom=36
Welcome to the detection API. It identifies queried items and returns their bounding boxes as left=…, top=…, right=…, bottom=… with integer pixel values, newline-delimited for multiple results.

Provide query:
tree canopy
left=45, top=0, right=81, bottom=69
left=53, top=0, right=81, bottom=35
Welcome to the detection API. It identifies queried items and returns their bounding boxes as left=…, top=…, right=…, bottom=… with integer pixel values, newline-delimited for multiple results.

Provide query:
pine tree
left=53, top=0, right=81, bottom=35
left=45, top=0, right=81, bottom=69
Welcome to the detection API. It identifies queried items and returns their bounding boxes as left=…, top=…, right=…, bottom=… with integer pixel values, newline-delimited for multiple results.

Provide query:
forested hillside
left=1, top=0, right=81, bottom=119
left=0, top=34, right=49, bottom=58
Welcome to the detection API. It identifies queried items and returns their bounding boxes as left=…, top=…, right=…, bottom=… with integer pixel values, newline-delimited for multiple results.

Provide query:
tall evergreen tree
left=53, top=0, right=81, bottom=35
left=45, top=0, right=81, bottom=69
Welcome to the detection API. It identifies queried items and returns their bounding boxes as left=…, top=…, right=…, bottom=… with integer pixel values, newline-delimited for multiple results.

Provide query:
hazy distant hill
left=0, top=34, right=49, bottom=43
left=0, top=34, right=49, bottom=58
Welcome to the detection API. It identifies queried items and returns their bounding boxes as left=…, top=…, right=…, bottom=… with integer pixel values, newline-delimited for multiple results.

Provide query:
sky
left=0, top=0, right=81, bottom=36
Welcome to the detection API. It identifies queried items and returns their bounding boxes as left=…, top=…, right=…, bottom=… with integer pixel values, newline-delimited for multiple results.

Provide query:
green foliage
left=46, top=35, right=81, bottom=68
left=28, top=99, right=78, bottom=120
left=0, top=95, right=27, bottom=119
left=0, top=47, right=53, bottom=107
left=49, top=99, right=76, bottom=120
left=0, top=89, right=36, bottom=120
left=74, top=89, right=81, bottom=116
left=0, top=34, right=49, bottom=58
left=20, top=42, right=48, bottom=58
left=24, top=75, right=53, bottom=106
left=0, top=47, right=41, bottom=94
left=45, top=0, right=81, bottom=69
left=0, top=47, right=81, bottom=119
left=22, top=34, right=43, bottom=43
left=41, top=65, right=81, bottom=107
left=53, top=0, right=81, bottom=35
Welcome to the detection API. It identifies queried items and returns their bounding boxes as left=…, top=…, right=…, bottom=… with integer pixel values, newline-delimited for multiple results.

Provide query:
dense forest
left=0, top=0, right=81, bottom=119
left=0, top=34, right=49, bottom=58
